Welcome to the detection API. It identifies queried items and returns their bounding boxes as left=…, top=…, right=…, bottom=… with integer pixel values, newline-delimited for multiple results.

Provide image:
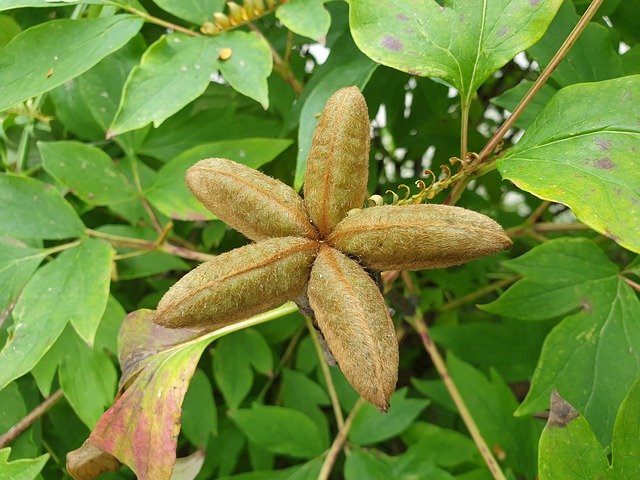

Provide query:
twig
left=247, top=23, right=304, bottom=95
left=108, top=1, right=199, bottom=36
left=129, top=155, right=163, bottom=234
left=256, top=326, right=305, bottom=402
left=317, top=398, right=366, bottom=480
left=623, top=276, right=640, bottom=294
left=0, top=390, right=64, bottom=448
left=445, top=0, right=605, bottom=206
left=439, top=276, right=519, bottom=312
left=304, top=316, right=345, bottom=430
left=478, top=0, right=604, bottom=162
left=412, top=316, right=507, bottom=480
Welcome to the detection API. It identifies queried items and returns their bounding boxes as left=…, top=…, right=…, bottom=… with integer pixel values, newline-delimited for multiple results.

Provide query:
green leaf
left=445, top=354, right=540, bottom=478
left=146, top=139, right=292, bottom=220
left=344, top=447, right=393, bottom=480
left=40, top=141, right=136, bottom=205
left=349, top=0, right=563, bottom=101
left=0, top=239, right=113, bottom=390
left=483, top=238, right=640, bottom=445
left=528, top=1, right=624, bottom=87
left=276, top=0, right=331, bottom=41
left=0, top=15, right=21, bottom=49
left=0, top=383, right=36, bottom=458
left=182, top=369, right=218, bottom=448
left=293, top=32, right=377, bottom=190
left=349, top=388, right=429, bottom=445
left=538, top=392, right=612, bottom=480
left=152, top=0, right=224, bottom=24
left=0, top=15, right=142, bottom=111
left=0, top=0, right=103, bottom=9
left=0, top=238, right=46, bottom=314
left=59, top=331, right=117, bottom=428
left=214, top=329, right=272, bottom=409
left=498, top=75, right=640, bottom=253
left=611, top=375, right=640, bottom=478
left=0, top=448, right=49, bottom=480
left=214, top=31, right=273, bottom=109
left=231, top=404, right=324, bottom=459
left=0, top=175, right=85, bottom=240
left=109, top=34, right=219, bottom=137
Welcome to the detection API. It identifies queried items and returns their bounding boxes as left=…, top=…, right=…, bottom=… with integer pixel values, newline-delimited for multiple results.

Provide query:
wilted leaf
left=498, top=76, right=640, bottom=253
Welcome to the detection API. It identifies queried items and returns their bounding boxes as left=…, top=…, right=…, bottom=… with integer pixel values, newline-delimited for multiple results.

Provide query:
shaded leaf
left=152, top=0, right=224, bottom=24
left=0, top=175, right=84, bottom=240
left=0, top=15, right=142, bottom=111
left=349, top=388, right=429, bottom=445
left=276, top=0, right=331, bottom=41
left=344, top=447, right=393, bottom=480
left=0, top=238, right=46, bottom=316
left=498, top=75, right=640, bottom=253
left=349, top=0, right=563, bottom=101
left=40, top=141, right=136, bottom=205
left=230, top=404, right=324, bottom=459
left=483, top=239, right=640, bottom=445
left=146, top=139, right=292, bottom=221
left=0, top=239, right=112, bottom=390
left=0, top=15, right=21, bottom=48
left=182, top=370, right=217, bottom=448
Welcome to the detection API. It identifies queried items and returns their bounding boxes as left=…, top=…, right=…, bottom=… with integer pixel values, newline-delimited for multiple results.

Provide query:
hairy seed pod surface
left=304, top=86, right=371, bottom=237
left=155, top=237, right=318, bottom=329
left=187, top=158, right=318, bottom=241
left=328, top=204, right=512, bottom=271
left=308, top=245, right=398, bottom=411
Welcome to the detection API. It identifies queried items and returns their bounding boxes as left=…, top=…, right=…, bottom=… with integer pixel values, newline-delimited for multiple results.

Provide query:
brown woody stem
left=623, top=276, right=640, bottom=294
left=108, top=1, right=199, bottom=36
left=413, top=316, right=507, bottom=480
left=0, top=390, right=64, bottom=448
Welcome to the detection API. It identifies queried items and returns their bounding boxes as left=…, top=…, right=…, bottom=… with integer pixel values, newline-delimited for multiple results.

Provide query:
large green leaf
left=0, top=448, right=49, bottom=480
left=0, top=239, right=113, bottom=391
left=498, top=76, right=640, bottom=253
left=0, top=175, right=85, bottom=240
left=181, top=369, right=218, bottom=448
left=146, top=139, right=292, bottom=220
left=40, top=141, right=136, bottom=205
left=538, top=381, right=640, bottom=480
left=108, top=34, right=219, bottom=137
left=349, top=0, right=563, bottom=101
left=0, top=238, right=46, bottom=315
left=70, top=304, right=297, bottom=480
left=0, top=15, right=142, bottom=111
left=152, top=0, right=224, bottom=24
left=482, top=238, right=640, bottom=445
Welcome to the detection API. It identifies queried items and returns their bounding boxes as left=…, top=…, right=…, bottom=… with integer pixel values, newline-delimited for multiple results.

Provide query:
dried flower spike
left=154, top=86, right=511, bottom=411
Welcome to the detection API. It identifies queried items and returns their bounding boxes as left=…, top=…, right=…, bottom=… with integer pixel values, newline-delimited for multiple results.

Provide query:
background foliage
left=0, top=0, right=639, bottom=479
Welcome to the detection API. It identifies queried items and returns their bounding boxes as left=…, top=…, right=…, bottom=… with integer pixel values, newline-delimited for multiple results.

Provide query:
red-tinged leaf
left=68, top=304, right=297, bottom=480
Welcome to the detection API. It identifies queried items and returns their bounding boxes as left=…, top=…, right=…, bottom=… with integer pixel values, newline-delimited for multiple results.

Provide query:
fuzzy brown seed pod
left=308, top=245, right=398, bottom=411
left=187, top=159, right=318, bottom=241
left=304, top=87, right=370, bottom=237
left=328, top=204, right=513, bottom=271
left=155, top=237, right=318, bottom=329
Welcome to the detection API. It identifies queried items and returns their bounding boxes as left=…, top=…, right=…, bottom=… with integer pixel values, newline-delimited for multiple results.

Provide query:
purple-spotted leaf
left=69, top=304, right=297, bottom=480
left=498, top=76, right=640, bottom=253
left=349, top=0, right=563, bottom=101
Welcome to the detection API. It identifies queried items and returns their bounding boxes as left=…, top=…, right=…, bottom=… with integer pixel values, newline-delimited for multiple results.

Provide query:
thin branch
left=247, top=23, right=304, bottom=95
left=412, top=316, right=507, bottom=480
left=256, top=326, right=305, bottom=402
left=0, top=390, right=64, bottom=448
left=129, top=155, right=163, bottom=234
left=478, top=0, right=605, bottom=162
left=439, top=276, right=519, bottom=312
left=623, top=276, right=640, bottom=294
left=506, top=222, right=591, bottom=237
left=318, top=398, right=366, bottom=480
left=108, top=1, right=199, bottom=36
left=304, top=316, right=345, bottom=430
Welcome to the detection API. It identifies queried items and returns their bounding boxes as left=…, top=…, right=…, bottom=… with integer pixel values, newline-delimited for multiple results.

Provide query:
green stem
left=256, top=326, right=305, bottom=402
left=460, top=99, right=470, bottom=160
left=15, top=95, right=44, bottom=173
left=305, top=315, right=345, bottom=430
left=623, top=276, right=640, bottom=294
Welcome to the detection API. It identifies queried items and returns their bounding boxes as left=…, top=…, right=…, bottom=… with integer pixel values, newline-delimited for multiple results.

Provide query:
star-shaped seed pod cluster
left=154, top=86, right=512, bottom=411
